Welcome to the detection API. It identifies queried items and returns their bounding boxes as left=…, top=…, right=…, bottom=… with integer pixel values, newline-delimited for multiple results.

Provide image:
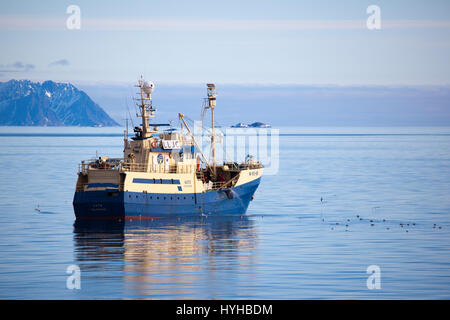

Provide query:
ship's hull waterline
left=73, top=177, right=261, bottom=220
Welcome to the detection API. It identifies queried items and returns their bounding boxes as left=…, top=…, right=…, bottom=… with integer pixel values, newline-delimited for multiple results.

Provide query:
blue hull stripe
left=132, top=178, right=181, bottom=184
left=73, top=178, right=261, bottom=219
left=87, top=183, right=119, bottom=189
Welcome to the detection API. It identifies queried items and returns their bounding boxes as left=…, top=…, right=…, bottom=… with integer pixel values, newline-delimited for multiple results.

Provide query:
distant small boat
left=249, top=122, right=271, bottom=128
left=231, top=122, right=249, bottom=128
left=231, top=122, right=271, bottom=128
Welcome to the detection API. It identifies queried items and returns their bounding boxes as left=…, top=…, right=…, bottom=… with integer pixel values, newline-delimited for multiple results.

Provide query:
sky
left=1, top=1, right=450, bottom=126
left=1, top=0, right=450, bottom=86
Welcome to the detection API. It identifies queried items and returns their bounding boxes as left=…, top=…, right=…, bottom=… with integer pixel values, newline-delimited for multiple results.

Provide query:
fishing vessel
left=73, top=80, right=263, bottom=220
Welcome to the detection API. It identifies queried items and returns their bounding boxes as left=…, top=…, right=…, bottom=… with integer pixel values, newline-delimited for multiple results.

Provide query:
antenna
left=122, top=117, right=128, bottom=131
left=125, top=98, right=134, bottom=128
left=123, top=116, right=129, bottom=150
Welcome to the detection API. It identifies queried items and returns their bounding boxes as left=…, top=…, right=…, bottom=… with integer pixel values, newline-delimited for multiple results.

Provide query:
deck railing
left=223, top=161, right=264, bottom=171
left=79, top=159, right=194, bottom=174
left=78, top=158, right=122, bottom=174
left=78, top=159, right=261, bottom=177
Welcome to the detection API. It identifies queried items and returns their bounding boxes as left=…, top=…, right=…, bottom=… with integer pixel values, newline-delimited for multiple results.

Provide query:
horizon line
left=2, top=78, right=450, bottom=89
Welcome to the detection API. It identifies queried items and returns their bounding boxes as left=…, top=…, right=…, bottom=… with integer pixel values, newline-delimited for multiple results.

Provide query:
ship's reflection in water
left=73, top=216, right=258, bottom=299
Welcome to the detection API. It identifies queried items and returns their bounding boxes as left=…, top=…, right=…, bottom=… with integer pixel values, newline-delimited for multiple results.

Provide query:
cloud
left=10, top=61, right=34, bottom=71
left=49, top=59, right=70, bottom=67
left=0, top=61, right=35, bottom=72
left=11, top=61, right=24, bottom=68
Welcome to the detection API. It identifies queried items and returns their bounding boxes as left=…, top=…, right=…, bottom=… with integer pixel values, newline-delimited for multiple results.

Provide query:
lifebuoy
left=151, top=140, right=157, bottom=148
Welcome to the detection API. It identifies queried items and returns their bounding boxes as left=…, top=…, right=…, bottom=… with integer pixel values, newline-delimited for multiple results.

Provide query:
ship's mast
left=206, top=83, right=217, bottom=177
left=136, top=77, right=156, bottom=138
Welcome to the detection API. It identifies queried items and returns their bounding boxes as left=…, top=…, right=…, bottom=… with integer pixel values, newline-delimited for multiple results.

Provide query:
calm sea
left=0, top=126, right=449, bottom=299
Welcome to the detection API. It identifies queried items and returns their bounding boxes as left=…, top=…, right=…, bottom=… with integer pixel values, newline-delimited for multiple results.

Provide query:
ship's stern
left=73, top=160, right=125, bottom=220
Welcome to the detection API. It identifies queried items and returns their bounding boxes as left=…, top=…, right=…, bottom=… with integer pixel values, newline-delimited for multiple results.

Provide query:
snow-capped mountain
left=0, top=79, right=119, bottom=126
